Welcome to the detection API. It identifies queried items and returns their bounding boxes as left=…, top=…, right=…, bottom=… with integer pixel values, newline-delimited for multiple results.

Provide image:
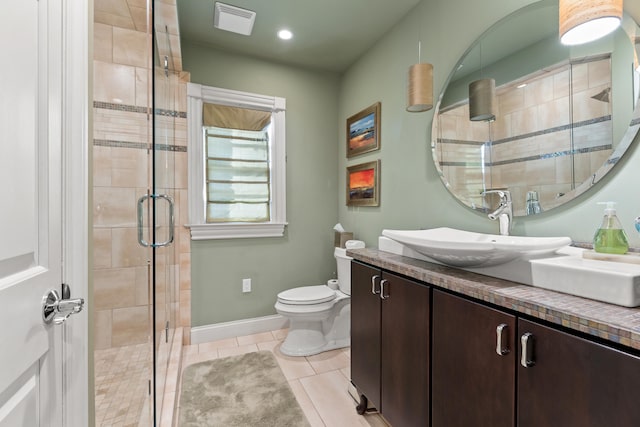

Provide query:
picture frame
left=346, top=102, right=381, bottom=158
left=346, top=160, right=380, bottom=207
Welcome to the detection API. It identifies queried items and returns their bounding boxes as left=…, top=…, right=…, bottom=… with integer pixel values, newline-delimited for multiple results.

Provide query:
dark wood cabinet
left=351, top=260, right=640, bottom=427
left=351, top=261, right=430, bottom=427
left=432, top=290, right=516, bottom=427
left=518, top=318, right=640, bottom=427
left=350, top=261, right=382, bottom=410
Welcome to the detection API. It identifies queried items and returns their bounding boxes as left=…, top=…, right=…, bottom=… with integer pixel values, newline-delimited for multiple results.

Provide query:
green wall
left=338, top=0, right=640, bottom=248
left=187, top=0, right=640, bottom=327
left=183, top=42, right=341, bottom=326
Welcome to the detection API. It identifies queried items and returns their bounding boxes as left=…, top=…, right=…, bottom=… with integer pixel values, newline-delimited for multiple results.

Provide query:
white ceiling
left=176, top=0, right=422, bottom=73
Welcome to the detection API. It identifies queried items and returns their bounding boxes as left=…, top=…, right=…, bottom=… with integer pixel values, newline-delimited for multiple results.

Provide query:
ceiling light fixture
left=559, top=0, right=623, bottom=46
left=277, top=29, right=293, bottom=40
left=213, top=2, right=256, bottom=36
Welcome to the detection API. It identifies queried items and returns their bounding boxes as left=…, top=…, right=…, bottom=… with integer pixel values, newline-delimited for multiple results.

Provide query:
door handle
left=520, top=332, right=535, bottom=367
left=371, top=275, right=381, bottom=295
left=496, top=323, right=510, bottom=355
left=137, top=193, right=175, bottom=248
left=380, top=279, right=389, bottom=300
left=154, top=194, right=175, bottom=248
left=137, top=194, right=151, bottom=247
left=42, top=288, right=85, bottom=325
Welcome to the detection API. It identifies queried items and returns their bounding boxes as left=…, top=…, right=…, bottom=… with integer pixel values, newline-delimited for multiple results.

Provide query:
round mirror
left=432, top=0, right=640, bottom=217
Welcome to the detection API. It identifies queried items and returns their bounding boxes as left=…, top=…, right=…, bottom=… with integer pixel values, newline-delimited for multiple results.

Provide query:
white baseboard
left=190, top=314, right=290, bottom=344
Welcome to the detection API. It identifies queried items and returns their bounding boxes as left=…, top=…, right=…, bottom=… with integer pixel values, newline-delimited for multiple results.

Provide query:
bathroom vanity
left=349, top=248, right=640, bottom=427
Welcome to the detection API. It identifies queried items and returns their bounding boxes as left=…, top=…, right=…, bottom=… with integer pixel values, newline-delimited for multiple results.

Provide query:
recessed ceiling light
left=277, top=29, right=293, bottom=40
left=517, top=83, right=527, bottom=89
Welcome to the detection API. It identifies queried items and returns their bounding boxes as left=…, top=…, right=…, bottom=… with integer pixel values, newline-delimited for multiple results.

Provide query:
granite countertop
left=347, top=248, right=640, bottom=352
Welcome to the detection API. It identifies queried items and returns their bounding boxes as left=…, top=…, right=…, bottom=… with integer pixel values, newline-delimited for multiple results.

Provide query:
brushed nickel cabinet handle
left=371, top=275, right=381, bottom=295
left=496, top=323, right=510, bottom=356
left=380, top=279, right=389, bottom=300
left=520, top=332, right=535, bottom=367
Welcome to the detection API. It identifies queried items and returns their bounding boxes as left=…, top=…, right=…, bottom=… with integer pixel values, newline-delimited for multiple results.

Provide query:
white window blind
left=186, top=83, right=287, bottom=240
left=205, top=126, right=271, bottom=222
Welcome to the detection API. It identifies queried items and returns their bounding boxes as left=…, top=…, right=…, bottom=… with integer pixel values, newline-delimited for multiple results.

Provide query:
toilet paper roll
left=327, top=279, right=339, bottom=290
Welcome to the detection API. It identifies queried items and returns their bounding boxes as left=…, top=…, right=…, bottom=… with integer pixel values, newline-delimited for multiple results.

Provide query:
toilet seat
left=277, top=285, right=336, bottom=305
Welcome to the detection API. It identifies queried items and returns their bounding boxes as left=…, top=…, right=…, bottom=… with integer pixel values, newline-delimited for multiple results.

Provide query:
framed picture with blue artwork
left=346, top=102, right=380, bottom=158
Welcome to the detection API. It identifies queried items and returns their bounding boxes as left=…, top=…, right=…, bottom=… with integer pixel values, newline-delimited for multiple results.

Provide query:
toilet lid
left=277, top=285, right=336, bottom=305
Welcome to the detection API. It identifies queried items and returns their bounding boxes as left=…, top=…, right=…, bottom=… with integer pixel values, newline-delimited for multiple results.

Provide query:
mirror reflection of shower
left=436, top=54, right=613, bottom=216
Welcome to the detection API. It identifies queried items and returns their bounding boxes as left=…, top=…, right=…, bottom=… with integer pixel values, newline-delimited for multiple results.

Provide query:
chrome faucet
left=482, top=190, right=513, bottom=235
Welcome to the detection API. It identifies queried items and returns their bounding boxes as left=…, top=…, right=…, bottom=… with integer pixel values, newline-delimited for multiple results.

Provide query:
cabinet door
left=518, top=319, right=640, bottom=427
left=432, top=290, right=516, bottom=427
left=350, top=261, right=382, bottom=410
left=380, top=271, right=430, bottom=427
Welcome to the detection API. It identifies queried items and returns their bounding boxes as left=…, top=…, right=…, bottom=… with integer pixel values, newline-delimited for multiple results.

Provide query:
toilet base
left=280, top=333, right=349, bottom=357
left=276, top=298, right=350, bottom=357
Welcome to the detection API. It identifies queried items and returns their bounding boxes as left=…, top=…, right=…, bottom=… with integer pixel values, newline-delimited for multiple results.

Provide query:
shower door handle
left=137, top=194, right=174, bottom=248
left=137, top=194, right=151, bottom=247
left=154, top=194, right=174, bottom=248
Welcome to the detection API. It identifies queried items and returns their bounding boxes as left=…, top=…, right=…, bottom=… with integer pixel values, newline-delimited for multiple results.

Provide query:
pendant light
left=469, top=78, right=496, bottom=121
left=468, top=42, right=496, bottom=122
left=407, top=41, right=433, bottom=112
left=559, top=0, right=623, bottom=46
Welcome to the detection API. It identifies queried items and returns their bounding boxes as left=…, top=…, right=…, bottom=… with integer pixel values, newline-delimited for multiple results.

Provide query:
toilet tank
left=334, top=240, right=365, bottom=295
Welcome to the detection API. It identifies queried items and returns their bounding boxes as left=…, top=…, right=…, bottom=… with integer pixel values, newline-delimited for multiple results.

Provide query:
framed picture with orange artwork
left=346, top=160, right=380, bottom=207
left=346, top=102, right=380, bottom=158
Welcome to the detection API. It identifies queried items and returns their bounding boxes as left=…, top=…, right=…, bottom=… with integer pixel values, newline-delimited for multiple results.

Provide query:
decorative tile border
left=489, top=144, right=612, bottom=167
left=94, top=101, right=148, bottom=114
left=93, top=101, right=187, bottom=119
left=493, top=116, right=611, bottom=146
left=93, top=101, right=187, bottom=152
left=94, top=138, right=187, bottom=152
left=439, top=144, right=612, bottom=168
left=348, top=248, right=640, bottom=352
left=155, top=108, right=187, bottom=119
left=437, top=115, right=613, bottom=167
left=438, top=115, right=611, bottom=147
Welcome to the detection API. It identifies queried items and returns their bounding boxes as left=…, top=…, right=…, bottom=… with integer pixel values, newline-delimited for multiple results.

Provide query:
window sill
left=186, top=222, right=287, bottom=240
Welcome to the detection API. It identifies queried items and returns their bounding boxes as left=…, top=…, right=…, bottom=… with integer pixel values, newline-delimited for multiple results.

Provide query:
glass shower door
left=151, top=13, right=179, bottom=425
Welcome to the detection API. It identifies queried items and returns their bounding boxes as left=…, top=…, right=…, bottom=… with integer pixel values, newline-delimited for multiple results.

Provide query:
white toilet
left=275, top=241, right=364, bottom=356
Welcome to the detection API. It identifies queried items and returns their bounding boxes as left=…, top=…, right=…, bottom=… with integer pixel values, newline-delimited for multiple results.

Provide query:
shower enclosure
left=92, top=0, right=184, bottom=425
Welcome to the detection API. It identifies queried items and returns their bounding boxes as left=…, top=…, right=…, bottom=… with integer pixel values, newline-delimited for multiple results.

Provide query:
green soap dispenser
left=593, top=202, right=629, bottom=254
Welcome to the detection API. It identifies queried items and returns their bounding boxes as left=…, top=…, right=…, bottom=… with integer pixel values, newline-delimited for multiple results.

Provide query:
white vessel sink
left=530, top=256, right=640, bottom=307
left=381, top=227, right=572, bottom=268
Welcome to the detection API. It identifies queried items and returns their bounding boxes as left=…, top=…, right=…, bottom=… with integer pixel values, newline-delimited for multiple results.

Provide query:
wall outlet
left=242, top=278, right=251, bottom=293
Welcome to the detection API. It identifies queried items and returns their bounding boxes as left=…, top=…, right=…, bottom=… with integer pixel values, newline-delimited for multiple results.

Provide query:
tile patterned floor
left=178, top=329, right=389, bottom=427
left=94, top=343, right=151, bottom=426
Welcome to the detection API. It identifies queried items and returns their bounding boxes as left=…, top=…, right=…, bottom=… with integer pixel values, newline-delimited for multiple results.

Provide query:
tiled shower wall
left=93, top=0, right=191, bottom=350
left=437, top=58, right=612, bottom=215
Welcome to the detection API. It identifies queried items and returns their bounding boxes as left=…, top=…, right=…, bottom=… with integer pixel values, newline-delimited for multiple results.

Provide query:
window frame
left=186, top=83, right=287, bottom=240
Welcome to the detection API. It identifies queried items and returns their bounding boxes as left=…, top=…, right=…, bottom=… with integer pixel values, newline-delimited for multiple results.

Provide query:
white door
left=0, top=0, right=88, bottom=425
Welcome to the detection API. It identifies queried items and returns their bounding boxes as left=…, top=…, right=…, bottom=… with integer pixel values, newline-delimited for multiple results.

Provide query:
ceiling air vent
left=214, top=2, right=256, bottom=36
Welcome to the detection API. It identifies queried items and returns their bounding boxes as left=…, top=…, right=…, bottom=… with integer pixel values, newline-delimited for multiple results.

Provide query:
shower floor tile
left=94, top=343, right=151, bottom=427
